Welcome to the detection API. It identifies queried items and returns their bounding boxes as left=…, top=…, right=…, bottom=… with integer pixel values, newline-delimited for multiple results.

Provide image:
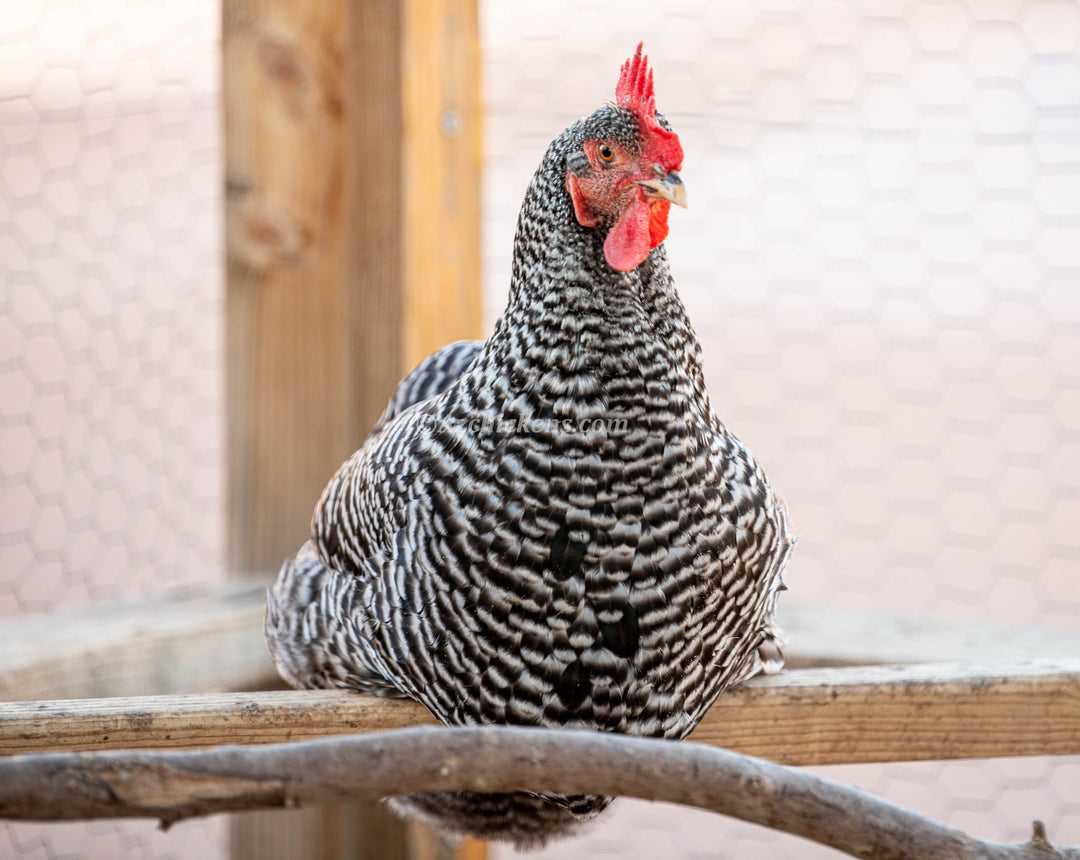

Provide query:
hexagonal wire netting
left=2, top=0, right=1079, bottom=858
left=1, top=1, right=225, bottom=857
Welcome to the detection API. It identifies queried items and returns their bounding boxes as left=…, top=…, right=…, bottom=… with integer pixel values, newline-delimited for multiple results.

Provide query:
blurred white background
left=2, top=0, right=1078, bottom=857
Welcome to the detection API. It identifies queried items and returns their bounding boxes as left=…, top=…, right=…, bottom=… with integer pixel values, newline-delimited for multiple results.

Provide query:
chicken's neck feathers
left=482, top=131, right=711, bottom=416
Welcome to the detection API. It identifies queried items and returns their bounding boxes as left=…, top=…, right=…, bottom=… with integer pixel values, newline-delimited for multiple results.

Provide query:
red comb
left=616, top=42, right=656, bottom=117
left=613, top=43, right=683, bottom=171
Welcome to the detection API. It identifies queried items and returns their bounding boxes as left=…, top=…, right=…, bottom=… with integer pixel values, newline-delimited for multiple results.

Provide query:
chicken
left=266, top=44, right=793, bottom=849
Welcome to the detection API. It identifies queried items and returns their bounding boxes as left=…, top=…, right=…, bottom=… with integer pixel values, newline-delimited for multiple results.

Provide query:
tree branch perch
left=0, top=727, right=1074, bottom=860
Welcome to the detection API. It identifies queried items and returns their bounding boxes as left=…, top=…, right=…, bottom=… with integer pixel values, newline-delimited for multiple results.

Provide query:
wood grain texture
left=3, top=661, right=1076, bottom=764
left=224, top=0, right=482, bottom=576
left=222, top=3, right=402, bottom=855
left=0, top=691, right=434, bottom=757
left=224, top=0, right=354, bottom=575
left=1, top=728, right=1077, bottom=859
left=400, top=0, right=483, bottom=370
left=6, top=583, right=1079, bottom=706
left=339, top=0, right=406, bottom=459
left=692, top=660, right=1080, bottom=765
left=0, top=582, right=275, bottom=703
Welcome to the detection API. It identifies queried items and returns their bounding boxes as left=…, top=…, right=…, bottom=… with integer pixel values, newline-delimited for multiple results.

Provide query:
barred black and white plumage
left=267, top=45, right=793, bottom=849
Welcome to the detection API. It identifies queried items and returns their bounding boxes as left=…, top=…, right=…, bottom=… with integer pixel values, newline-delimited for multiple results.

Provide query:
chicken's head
left=565, top=44, right=687, bottom=272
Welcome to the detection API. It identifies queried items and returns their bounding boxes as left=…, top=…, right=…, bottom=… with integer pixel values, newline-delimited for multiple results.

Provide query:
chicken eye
left=598, top=144, right=615, bottom=164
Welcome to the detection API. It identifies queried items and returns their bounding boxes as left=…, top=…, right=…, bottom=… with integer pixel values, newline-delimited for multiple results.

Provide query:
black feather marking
left=600, top=602, right=639, bottom=658
left=549, top=522, right=587, bottom=581
left=556, top=659, right=590, bottom=710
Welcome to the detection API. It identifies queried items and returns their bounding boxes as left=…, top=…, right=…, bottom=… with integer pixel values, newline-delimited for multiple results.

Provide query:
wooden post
left=224, top=0, right=482, bottom=575
left=222, top=0, right=483, bottom=856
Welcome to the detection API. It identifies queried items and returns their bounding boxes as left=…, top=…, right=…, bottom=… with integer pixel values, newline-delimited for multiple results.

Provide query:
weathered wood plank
left=692, top=660, right=1080, bottom=766
left=224, top=0, right=355, bottom=576
left=3, top=661, right=1076, bottom=765
left=778, top=604, right=1080, bottom=669
left=400, top=0, right=483, bottom=370
left=0, top=582, right=275, bottom=703
left=0, top=691, right=433, bottom=757
left=6, top=583, right=1079, bottom=705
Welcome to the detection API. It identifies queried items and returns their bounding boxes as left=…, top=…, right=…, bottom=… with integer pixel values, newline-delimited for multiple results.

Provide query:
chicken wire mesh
left=1, top=0, right=226, bottom=857
left=2, top=0, right=1079, bottom=858
left=0, top=0, right=223, bottom=617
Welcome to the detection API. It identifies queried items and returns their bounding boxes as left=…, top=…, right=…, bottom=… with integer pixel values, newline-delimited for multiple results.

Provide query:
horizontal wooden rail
left=0, top=581, right=276, bottom=702
left=0, top=691, right=435, bottom=756
left=5, top=580, right=1080, bottom=703
left=3, top=660, right=1077, bottom=766
left=693, top=660, right=1080, bottom=766
left=776, top=606, right=1080, bottom=670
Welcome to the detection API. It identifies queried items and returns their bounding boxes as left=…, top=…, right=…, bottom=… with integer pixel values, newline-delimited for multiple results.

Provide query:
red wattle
left=604, top=197, right=651, bottom=271
left=648, top=200, right=671, bottom=248
left=604, top=197, right=671, bottom=271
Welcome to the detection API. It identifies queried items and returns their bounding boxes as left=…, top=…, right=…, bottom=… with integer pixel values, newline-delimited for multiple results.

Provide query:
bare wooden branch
left=0, top=727, right=1074, bottom=860
left=2, top=661, right=1077, bottom=765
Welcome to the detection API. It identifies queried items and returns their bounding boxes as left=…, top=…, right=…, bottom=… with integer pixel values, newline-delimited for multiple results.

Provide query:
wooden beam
left=692, top=659, right=1080, bottom=766
left=223, top=0, right=482, bottom=577
left=0, top=691, right=433, bottom=756
left=0, top=581, right=275, bottom=703
left=224, top=0, right=353, bottom=576
left=776, top=603, right=1080, bottom=668
left=399, top=0, right=483, bottom=371
left=6, top=584, right=1080, bottom=705
left=3, top=661, right=1077, bottom=765
left=222, top=0, right=481, bottom=855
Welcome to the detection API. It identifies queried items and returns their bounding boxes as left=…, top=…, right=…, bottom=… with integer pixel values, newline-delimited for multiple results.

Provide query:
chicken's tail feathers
left=265, top=541, right=406, bottom=697
left=371, top=340, right=484, bottom=435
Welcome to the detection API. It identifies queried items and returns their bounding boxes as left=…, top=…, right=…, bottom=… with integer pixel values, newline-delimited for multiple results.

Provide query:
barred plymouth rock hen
left=266, top=44, right=793, bottom=848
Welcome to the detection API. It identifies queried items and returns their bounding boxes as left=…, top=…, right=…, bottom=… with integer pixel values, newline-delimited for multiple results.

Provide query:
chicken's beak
left=636, top=168, right=688, bottom=208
